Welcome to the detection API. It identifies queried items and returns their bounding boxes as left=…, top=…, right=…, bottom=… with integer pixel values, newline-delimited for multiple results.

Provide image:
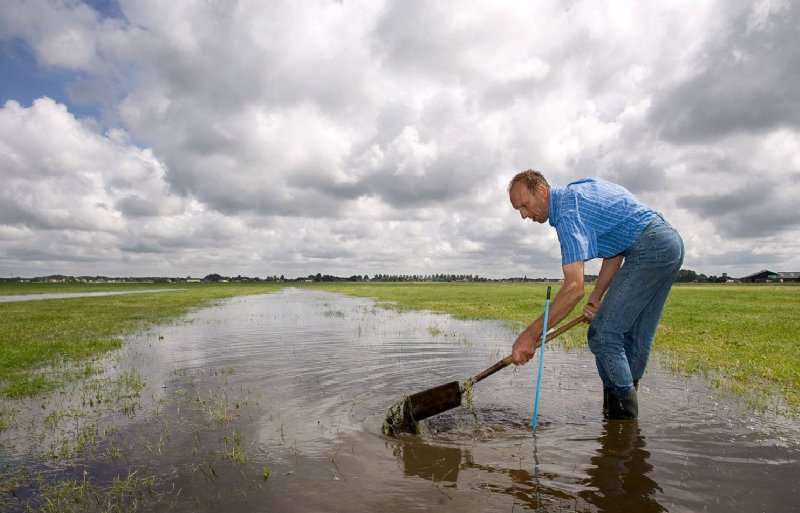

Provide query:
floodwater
left=0, top=289, right=175, bottom=302
left=2, top=288, right=798, bottom=512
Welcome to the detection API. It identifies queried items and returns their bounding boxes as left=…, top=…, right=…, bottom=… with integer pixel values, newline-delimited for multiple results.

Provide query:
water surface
left=0, top=289, right=175, bottom=302
left=2, top=288, right=797, bottom=512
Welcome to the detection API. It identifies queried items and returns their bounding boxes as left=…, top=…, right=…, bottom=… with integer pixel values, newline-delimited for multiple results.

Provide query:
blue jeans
left=587, top=214, right=684, bottom=399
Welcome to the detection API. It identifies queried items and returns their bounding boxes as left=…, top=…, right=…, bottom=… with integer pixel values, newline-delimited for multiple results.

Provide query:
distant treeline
left=3, top=269, right=731, bottom=284
left=674, top=269, right=734, bottom=283
left=1, top=273, right=583, bottom=284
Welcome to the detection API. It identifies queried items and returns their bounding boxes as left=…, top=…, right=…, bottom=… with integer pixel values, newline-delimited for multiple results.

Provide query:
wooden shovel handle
left=470, top=314, right=587, bottom=384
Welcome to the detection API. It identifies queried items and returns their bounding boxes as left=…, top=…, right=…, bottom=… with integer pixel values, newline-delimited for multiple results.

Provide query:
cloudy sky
left=1, top=0, right=798, bottom=279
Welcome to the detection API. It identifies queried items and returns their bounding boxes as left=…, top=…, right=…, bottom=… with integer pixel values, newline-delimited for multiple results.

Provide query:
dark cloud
left=118, top=240, right=169, bottom=254
left=649, top=3, right=800, bottom=142
left=363, top=146, right=498, bottom=208
left=605, top=159, right=667, bottom=196
left=115, top=194, right=160, bottom=217
left=2, top=231, right=116, bottom=264
left=677, top=181, right=800, bottom=238
left=371, top=1, right=464, bottom=80
left=568, top=151, right=668, bottom=197
left=696, top=248, right=784, bottom=268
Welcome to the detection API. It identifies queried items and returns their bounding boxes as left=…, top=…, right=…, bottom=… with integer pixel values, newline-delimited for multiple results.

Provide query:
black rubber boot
left=602, top=388, right=611, bottom=418
left=607, top=389, right=638, bottom=421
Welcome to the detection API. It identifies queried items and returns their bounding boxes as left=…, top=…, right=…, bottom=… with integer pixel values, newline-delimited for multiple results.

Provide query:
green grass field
left=1, top=281, right=798, bottom=415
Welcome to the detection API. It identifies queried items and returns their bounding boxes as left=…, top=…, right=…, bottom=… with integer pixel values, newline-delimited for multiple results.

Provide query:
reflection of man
left=580, top=422, right=666, bottom=512
left=508, top=170, right=684, bottom=419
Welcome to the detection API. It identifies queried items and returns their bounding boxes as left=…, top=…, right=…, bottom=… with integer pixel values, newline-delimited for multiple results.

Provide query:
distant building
left=778, top=272, right=800, bottom=283
left=739, top=270, right=800, bottom=283
left=740, top=270, right=779, bottom=283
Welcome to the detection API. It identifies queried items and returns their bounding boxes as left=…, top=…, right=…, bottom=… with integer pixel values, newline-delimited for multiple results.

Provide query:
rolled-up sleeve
left=555, top=217, right=593, bottom=265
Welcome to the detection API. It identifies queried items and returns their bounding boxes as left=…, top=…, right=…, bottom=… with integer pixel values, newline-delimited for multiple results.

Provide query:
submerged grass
left=0, top=282, right=286, bottom=399
left=317, top=282, right=800, bottom=415
left=1, top=360, right=269, bottom=511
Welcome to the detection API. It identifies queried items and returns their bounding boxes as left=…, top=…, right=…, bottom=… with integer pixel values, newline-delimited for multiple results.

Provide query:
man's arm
left=511, top=261, right=585, bottom=365
left=582, top=255, right=623, bottom=321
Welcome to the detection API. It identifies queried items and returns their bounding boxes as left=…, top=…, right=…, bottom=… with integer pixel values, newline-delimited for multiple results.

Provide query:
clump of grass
left=427, top=326, right=443, bottom=337
left=114, top=370, right=146, bottom=399
left=224, top=431, right=246, bottom=464
left=25, top=469, right=160, bottom=513
left=0, top=406, right=18, bottom=432
left=460, top=378, right=476, bottom=410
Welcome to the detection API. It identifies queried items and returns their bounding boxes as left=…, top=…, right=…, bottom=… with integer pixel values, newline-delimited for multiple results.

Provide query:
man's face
left=509, top=182, right=549, bottom=223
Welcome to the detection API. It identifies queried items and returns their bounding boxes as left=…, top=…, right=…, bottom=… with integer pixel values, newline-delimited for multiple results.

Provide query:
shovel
left=383, top=314, right=587, bottom=435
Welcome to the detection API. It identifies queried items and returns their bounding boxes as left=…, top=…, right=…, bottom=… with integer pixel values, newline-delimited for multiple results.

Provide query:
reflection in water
left=580, top=422, right=666, bottom=513
left=463, top=451, right=578, bottom=510
left=394, top=439, right=462, bottom=483
left=413, top=415, right=667, bottom=511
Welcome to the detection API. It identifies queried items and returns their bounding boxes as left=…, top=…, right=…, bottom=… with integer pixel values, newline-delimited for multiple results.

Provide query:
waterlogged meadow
left=320, top=282, right=800, bottom=414
left=0, top=282, right=285, bottom=398
left=0, top=283, right=798, bottom=512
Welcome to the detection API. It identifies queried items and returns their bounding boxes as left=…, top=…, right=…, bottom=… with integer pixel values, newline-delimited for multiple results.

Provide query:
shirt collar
left=548, top=186, right=563, bottom=227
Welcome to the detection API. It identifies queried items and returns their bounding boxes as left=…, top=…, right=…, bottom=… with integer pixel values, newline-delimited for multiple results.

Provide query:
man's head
left=508, top=169, right=550, bottom=224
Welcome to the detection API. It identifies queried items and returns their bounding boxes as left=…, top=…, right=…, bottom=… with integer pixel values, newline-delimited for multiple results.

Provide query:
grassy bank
left=0, top=282, right=286, bottom=398
left=317, top=282, right=800, bottom=415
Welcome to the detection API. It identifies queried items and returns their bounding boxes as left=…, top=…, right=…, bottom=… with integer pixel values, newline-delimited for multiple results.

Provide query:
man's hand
left=511, top=325, right=540, bottom=365
left=582, top=255, right=622, bottom=323
left=582, top=298, right=600, bottom=322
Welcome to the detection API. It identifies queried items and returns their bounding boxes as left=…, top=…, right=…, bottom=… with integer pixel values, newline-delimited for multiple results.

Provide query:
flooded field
left=0, top=289, right=175, bottom=303
left=1, top=288, right=798, bottom=512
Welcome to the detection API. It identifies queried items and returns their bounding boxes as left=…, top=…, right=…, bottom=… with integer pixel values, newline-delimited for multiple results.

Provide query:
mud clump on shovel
left=460, top=378, right=478, bottom=412
left=382, top=396, right=419, bottom=436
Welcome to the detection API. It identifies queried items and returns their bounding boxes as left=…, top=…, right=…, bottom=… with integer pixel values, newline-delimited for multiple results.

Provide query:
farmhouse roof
left=739, top=270, right=777, bottom=280
left=738, top=270, right=800, bottom=280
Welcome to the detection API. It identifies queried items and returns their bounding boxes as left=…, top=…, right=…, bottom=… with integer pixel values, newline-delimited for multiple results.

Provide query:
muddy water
left=3, top=288, right=798, bottom=512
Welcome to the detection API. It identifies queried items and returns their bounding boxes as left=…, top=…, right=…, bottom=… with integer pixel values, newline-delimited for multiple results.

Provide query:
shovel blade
left=408, top=380, right=462, bottom=421
left=383, top=381, right=463, bottom=436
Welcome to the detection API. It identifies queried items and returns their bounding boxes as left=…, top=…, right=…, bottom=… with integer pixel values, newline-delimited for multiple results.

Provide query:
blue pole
left=532, top=286, right=551, bottom=431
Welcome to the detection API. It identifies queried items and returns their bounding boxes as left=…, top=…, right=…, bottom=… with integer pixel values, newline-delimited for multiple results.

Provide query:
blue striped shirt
left=549, top=178, right=655, bottom=266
